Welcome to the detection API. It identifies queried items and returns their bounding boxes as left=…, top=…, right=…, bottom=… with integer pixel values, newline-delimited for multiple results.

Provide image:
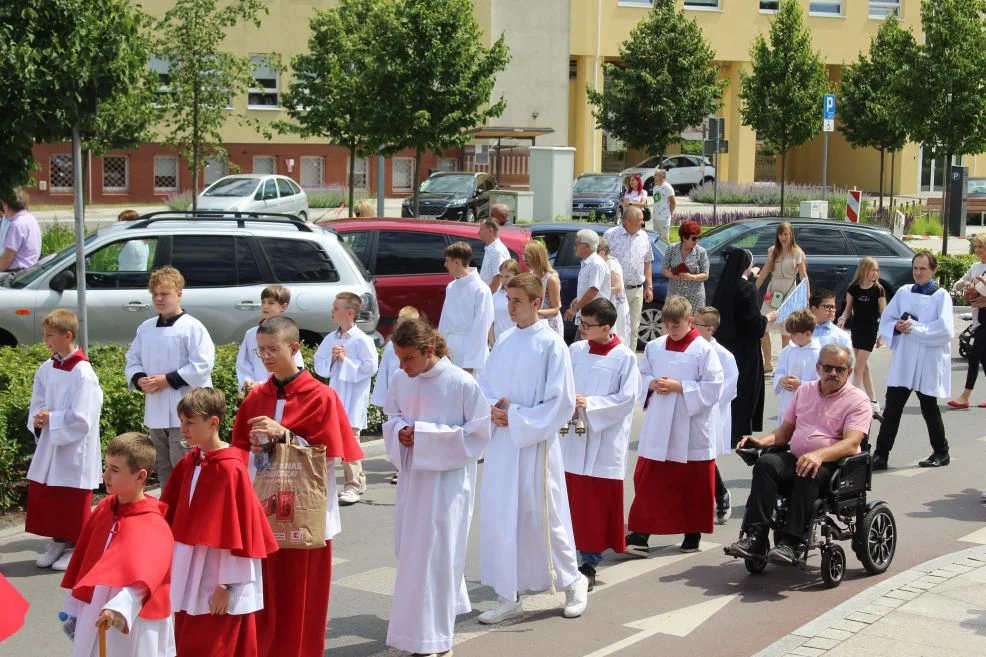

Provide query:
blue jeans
left=580, top=551, right=603, bottom=567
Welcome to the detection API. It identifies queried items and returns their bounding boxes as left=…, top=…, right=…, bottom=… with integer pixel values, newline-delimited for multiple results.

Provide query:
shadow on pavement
left=906, top=488, right=985, bottom=522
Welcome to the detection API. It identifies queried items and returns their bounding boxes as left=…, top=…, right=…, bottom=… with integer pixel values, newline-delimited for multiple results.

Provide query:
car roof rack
left=127, top=211, right=314, bottom=232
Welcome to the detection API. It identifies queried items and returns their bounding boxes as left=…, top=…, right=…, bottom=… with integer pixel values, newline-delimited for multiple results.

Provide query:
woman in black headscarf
left=712, top=248, right=777, bottom=447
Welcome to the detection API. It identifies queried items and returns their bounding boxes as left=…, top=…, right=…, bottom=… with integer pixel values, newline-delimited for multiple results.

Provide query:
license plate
left=572, top=210, right=589, bottom=217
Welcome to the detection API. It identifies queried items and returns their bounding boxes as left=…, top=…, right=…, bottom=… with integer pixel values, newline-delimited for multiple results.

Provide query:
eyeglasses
left=820, top=364, right=848, bottom=375
left=692, top=322, right=714, bottom=328
left=253, top=346, right=283, bottom=358
left=816, top=304, right=837, bottom=310
left=578, top=320, right=602, bottom=329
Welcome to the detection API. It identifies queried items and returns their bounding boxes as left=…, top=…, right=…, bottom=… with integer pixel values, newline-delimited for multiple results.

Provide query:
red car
left=321, top=218, right=530, bottom=336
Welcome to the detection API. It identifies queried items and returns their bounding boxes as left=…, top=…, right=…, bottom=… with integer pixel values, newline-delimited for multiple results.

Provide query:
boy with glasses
left=237, top=284, right=305, bottom=393
left=809, top=289, right=852, bottom=350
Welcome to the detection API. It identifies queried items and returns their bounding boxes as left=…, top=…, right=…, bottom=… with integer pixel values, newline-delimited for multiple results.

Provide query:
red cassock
left=60, top=495, right=174, bottom=620
left=232, top=371, right=364, bottom=657
left=160, top=447, right=280, bottom=657
left=0, top=574, right=29, bottom=642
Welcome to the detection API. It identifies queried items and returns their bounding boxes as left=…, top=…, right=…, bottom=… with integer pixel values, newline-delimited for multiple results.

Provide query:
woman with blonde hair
left=755, top=222, right=809, bottom=370
left=353, top=199, right=376, bottom=218
left=524, top=240, right=564, bottom=337
left=837, top=257, right=886, bottom=418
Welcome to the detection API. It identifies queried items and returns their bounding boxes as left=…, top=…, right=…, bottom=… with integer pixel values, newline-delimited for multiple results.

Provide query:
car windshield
left=8, top=233, right=100, bottom=289
left=203, top=177, right=261, bottom=197
left=698, top=223, right=756, bottom=252
left=634, top=156, right=662, bottom=169
left=573, top=176, right=621, bottom=193
left=648, top=231, right=668, bottom=256
left=419, top=176, right=474, bottom=194
left=970, top=179, right=986, bottom=195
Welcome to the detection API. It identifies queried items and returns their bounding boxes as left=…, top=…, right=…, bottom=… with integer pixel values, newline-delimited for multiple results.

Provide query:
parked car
left=698, top=218, right=916, bottom=312
left=0, top=212, right=378, bottom=348
left=527, top=222, right=669, bottom=348
left=323, top=217, right=530, bottom=336
left=401, top=171, right=498, bottom=222
left=621, top=154, right=716, bottom=195
left=195, top=174, right=310, bottom=221
left=571, top=173, right=625, bottom=223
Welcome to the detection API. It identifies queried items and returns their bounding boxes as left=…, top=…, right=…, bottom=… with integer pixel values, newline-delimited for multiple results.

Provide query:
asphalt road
left=3, top=324, right=986, bottom=657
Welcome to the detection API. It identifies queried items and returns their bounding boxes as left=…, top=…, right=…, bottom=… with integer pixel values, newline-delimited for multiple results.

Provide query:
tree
left=899, top=0, right=986, bottom=255
left=154, top=0, right=271, bottom=211
left=585, top=0, right=725, bottom=162
left=838, top=16, right=912, bottom=213
left=384, top=0, right=510, bottom=215
left=280, top=0, right=398, bottom=217
left=739, top=0, right=829, bottom=212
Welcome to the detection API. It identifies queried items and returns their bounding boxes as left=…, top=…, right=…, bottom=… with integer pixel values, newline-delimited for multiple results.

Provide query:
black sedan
left=401, top=171, right=497, bottom=222
left=571, top=173, right=625, bottom=223
left=699, top=218, right=916, bottom=310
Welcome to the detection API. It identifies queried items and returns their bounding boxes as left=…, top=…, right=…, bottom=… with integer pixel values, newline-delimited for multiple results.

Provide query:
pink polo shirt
left=783, top=380, right=871, bottom=457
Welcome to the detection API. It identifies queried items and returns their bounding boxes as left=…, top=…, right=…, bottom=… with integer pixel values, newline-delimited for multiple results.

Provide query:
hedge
left=0, top=342, right=385, bottom=512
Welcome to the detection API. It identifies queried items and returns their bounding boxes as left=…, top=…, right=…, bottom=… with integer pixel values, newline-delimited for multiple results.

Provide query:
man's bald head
left=623, top=206, right=644, bottom=233
left=490, top=204, right=509, bottom=226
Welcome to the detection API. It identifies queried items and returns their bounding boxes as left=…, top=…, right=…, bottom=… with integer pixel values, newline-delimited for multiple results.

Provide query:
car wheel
left=637, top=303, right=663, bottom=350
left=298, top=211, right=308, bottom=222
left=464, top=207, right=476, bottom=223
left=701, top=176, right=715, bottom=187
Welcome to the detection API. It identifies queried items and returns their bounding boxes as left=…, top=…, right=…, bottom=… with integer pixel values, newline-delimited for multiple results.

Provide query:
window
left=809, top=2, right=843, bottom=15
left=84, top=238, right=159, bottom=288
left=463, top=238, right=486, bottom=269
left=732, top=226, right=777, bottom=256
left=348, top=157, right=369, bottom=189
left=392, top=158, right=415, bottom=193
left=438, top=157, right=458, bottom=172
left=374, top=232, right=447, bottom=276
left=300, top=156, right=324, bottom=187
left=533, top=232, right=566, bottom=267
left=617, top=0, right=652, bottom=5
left=253, top=156, right=275, bottom=174
left=102, top=156, right=129, bottom=193
left=154, top=156, right=179, bottom=192
left=50, top=154, right=74, bottom=193
left=248, top=54, right=279, bottom=108
left=259, top=238, right=340, bottom=282
left=149, top=55, right=170, bottom=99
left=203, top=158, right=226, bottom=186
left=171, top=236, right=238, bottom=287
left=260, top=179, right=278, bottom=200
left=760, top=1, right=779, bottom=11
left=235, top=238, right=263, bottom=285
left=793, top=227, right=850, bottom=256
left=848, top=232, right=898, bottom=257
left=684, top=0, right=719, bottom=8
left=276, top=177, right=296, bottom=197
left=869, top=1, right=900, bottom=18
left=341, top=231, right=372, bottom=269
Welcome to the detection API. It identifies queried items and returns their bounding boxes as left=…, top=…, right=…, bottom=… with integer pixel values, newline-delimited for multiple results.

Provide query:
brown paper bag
left=254, top=439, right=328, bottom=549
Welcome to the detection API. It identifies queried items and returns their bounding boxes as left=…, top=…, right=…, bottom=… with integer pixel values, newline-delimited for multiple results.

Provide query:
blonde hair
left=523, top=240, right=556, bottom=277
left=335, top=291, right=362, bottom=313
left=353, top=199, right=376, bottom=218
left=176, top=387, right=227, bottom=422
left=661, top=295, right=692, bottom=323
left=396, top=306, right=420, bottom=327
left=499, top=258, right=521, bottom=276
left=972, top=234, right=986, bottom=250
left=694, top=306, right=720, bottom=329
left=148, top=266, right=185, bottom=293
left=506, top=272, right=544, bottom=302
left=41, top=308, right=78, bottom=338
left=261, top=284, right=291, bottom=306
left=848, top=256, right=883, bottom=293
left=106, top=432, right=156, bottom=475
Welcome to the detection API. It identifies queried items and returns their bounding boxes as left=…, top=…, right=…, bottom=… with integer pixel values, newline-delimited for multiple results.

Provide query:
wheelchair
left=725, top=444, right=897, bottom=588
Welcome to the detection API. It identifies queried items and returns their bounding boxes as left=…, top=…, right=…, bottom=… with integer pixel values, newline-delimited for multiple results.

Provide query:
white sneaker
left=51, top=547, right=74, bottom=572
left=477, top=597, right=524, bottom=625
left=36, top=541, right=67, bottom=568
left=563, top=573, right=589, bottom=618
left=338, top=488, right=361, bottom=506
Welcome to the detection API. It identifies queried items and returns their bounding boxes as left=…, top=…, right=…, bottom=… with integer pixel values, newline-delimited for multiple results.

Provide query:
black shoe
left=766, top=543, right=799, bottom=566
left=872, top=454, right=888, bottom=471
left=578, top=563, right=596, bottom=591
left=625, top=532, right=650, bottom=557
left=680, top=534, right=701, bottom=553
left=724, top=534, right=768, bottom=559
left=918, top=452, right=950, bottom=467
left=872, top=410, right=884, bottom=422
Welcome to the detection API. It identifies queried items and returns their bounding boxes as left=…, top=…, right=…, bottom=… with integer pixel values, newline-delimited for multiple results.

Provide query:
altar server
left=438, top=241, right=494, bottom=374
left=773, top=309, right=821, bottom=426
left=236, top=284, right=304, bottom=392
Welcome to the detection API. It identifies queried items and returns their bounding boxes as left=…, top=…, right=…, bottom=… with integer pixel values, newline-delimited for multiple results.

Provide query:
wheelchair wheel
left=745, top=557, right=767, bottom=574
left=857, top=503, right=897, bottom=575
left=821, top=545, right=846, bottom=588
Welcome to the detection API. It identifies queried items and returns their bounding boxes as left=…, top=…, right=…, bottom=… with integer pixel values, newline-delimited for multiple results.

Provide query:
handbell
left=573, top=417, right=586, bottom=435
left=559, top=422, right=570, bottom=436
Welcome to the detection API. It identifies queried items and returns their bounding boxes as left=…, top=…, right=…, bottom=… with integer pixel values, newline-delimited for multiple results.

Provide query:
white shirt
left=710, top=339, right=738, bottom=457
left=880, top=284, right=954, bottom=398
left=370, top=341, right=399, bottom=407
left=773, top=339, right=821, bottom=428
left=603, top=225, right=653, bottom=287
left=480, top=238, right=510, bottom=287
left=117, top=240, right=149, bottom=271
left=439, top=268, right=494, bottom=370
left=236, top=325, right=304, bottom=389
left=313, top=325, right=379, bottom=430
left=576, top=252, right=611, bottom=321
left=492, top=288, right=513, bottom=341
left=652, top=181, right=676, bottom=225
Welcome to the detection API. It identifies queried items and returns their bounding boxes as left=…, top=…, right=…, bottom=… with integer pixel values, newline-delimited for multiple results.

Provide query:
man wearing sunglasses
left=725, top=343, right=871, bottom=566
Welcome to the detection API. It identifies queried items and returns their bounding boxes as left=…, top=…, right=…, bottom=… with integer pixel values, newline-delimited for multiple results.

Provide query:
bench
left=926, top=195, right=986, bottom=225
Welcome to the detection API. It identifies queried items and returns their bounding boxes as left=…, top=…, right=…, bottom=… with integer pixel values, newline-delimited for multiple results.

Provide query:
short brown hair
left=913, top=251, right=938, bottom=270
left=3, top=188, right=29, bottom=212
left=41, top=308, right=78, bottom=338
left=480, top=218, right=500, bottom=235
left=117, top=209, right=140, bottom=222
left=106, top=432, right=156, bottom=475
left=176, top=387, right=227, bottom=422
left=261, top=284, right=291, bottom=306
left=499, top=258, right=521, bottom=276
left=506, top=272, right=543, bottom=302
left=391, top=318, right=448, bottom=358
left=784, top=308, right=816, bottom=335
left=695, top=306, right=720, bottom=329
left=661, top=295, right=692, bottom=323
left=148, top=266, right=185, bottom=293
left=396, top=306, right=420, bottom=327
left=335, top=291, right=362, bottom=313
left=257, top=315, right=299, bottom=345
left=444, top=241, right=472, bottom=267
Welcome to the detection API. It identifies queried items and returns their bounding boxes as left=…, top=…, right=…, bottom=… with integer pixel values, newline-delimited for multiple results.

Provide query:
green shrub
left=165, top=191, right=193, bottom=211
left=41, top=222, right=76, bottom=257
left=933, top=253, right=977, bottom=292
left=0, top=342, right=386, bottom=512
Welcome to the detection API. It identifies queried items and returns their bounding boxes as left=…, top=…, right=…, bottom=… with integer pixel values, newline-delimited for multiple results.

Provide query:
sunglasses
left=819, top=364, right=848, bottom=375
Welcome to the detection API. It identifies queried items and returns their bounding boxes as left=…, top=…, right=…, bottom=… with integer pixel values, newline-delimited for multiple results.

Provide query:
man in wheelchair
left=725, top=344, right=872, bottom=566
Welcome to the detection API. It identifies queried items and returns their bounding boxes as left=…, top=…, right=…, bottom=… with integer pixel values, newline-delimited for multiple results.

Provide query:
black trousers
left=966, top=323, right=986, bottom=390
left=875, top=386, right=948, bottom=459
left=741, top=452, right=836, bottom=543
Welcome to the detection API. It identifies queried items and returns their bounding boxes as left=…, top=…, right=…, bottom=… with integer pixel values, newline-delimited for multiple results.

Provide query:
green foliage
left=929, top=253, right=976, bottom=291
left=586, top=0, right=725, bottom=158
left=165, top=191, right=193, bottom=211
left=739, top=0, right=829, bottom=210
left=41, top=223, right=77, bottom=257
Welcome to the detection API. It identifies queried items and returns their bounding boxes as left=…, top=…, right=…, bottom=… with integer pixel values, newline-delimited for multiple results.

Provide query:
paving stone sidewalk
left=756, top=545, right=986, bottom=657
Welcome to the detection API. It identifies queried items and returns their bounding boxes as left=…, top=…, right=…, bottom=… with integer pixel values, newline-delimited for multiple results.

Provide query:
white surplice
left=773, top=338, right=821, bottom=427
left=383, top=357, right=490, bottom=655
left=637, top=336, right=723, bottom=463
left=370, top=341, right=398, bottom=407
left=313, top=325, right=379, bottom=430
left=236, top=325, right=304, bottom=389
left=709, top=339, right=739, bottom=457
left=492, top=288, right=514, bottom=341
left=27, top=353, right=103, bottom=489
left=477, top=321, right=580, bottom=601
left=439, top=268, right=494, bottom=370
left=124, top=314, right=215, bottom=429
left=563, top=341, right=640, bottom=479
left=880, top=284, right=954, bottom=398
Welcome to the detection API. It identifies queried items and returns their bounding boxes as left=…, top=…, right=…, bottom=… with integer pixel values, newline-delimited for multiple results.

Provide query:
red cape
left=232, top=370, right=364, bottom=462
left=160, top=447, right=279, bottom=558
left=60, top=495, right=173, bottom=619
left=0, top=574, right=29, bottom=642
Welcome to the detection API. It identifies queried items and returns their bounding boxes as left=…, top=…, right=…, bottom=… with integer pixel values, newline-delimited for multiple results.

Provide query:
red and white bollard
left=845, top=189, right=861, bottom=223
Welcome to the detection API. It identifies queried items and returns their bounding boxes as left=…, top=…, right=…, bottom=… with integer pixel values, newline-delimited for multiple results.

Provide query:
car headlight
left=601, top=201, right=616, bottom=209
left=449, top=198, right=469, bottom=207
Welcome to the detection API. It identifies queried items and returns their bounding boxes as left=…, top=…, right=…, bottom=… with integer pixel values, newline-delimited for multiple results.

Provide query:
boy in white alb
left=563, top=298, right=640, bottom=590
left=124, top=266, right=215, bottom=489
left=26, top=309, right=103, bottom=572
left=372, top=306, right=420, bottom=485
left=774, top=309, right=821, bottom=426
left=236, top=284, right=304, bottom=392
left=314, top=292, right=379, bottom=505
left=693, top=306, right=739, bottom=525
left=383, top=319, right=491, bottom=657
left=476, top=273, right=589, bottom=625
left=439, top=241, right=494, bottom=375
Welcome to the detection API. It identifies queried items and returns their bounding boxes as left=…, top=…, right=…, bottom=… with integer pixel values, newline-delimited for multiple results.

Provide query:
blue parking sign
left=823, top=93, right=836, bottom=120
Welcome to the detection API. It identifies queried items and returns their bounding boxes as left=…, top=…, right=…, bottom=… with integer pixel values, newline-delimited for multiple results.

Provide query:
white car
left=620, top=154, right=716, bottom=196
left=196, top=174, right=310, bottom=221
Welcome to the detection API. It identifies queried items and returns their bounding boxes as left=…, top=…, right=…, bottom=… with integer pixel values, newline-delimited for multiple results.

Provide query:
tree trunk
left=413, top=146, right=423, bottom=217
left=779, top=147, right=787, bottom=214
left=889, top=150, right=896, bottom=211
left=941, top=152, right=952, bottom=256
left=348, top=144, right=356, bottom=218
left=878, top=147, right=885, bottom=215
left=191, top=74, right=200, bottom=212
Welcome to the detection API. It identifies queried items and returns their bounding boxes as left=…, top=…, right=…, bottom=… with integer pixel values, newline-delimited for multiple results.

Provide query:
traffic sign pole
left=822, top=94, right=835, bottom=203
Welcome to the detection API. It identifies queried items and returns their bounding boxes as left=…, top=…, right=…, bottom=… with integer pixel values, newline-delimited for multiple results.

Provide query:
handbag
left=769, top=279, right=798, bottom=310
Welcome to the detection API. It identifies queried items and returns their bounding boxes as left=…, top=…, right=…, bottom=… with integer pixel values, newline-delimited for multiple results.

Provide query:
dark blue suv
left=527, top=222, right=669, bottom=349
left=570, top=173, right=625, bottom=223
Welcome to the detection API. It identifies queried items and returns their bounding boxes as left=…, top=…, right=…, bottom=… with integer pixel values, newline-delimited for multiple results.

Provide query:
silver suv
left=0, top=212, right=380, bottom=347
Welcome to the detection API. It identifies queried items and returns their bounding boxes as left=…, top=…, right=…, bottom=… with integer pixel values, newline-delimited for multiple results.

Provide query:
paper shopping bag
left=254, top=439, right=328, bottom=549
